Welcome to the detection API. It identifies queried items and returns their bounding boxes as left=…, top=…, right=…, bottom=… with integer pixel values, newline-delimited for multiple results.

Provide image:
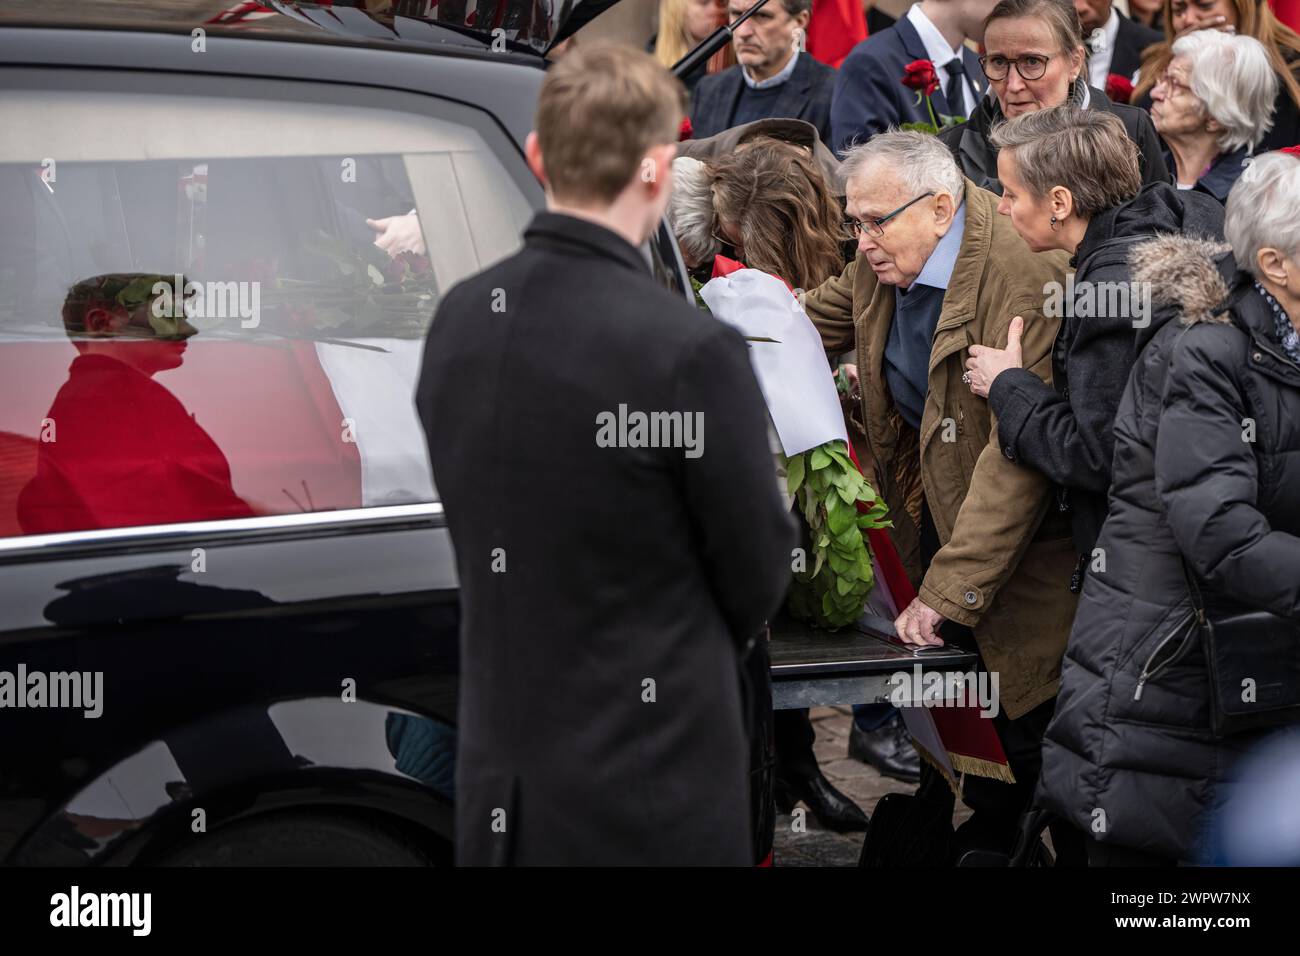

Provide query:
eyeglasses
left=1154, top=68, right=1192, bottom=96
left=978, top=53, right=1052, bottom=81
left=844, top=192, right=935, bottom=239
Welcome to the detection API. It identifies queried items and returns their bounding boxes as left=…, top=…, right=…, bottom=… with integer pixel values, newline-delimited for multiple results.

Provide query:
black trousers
left=774, top=709, right=818, bottom=781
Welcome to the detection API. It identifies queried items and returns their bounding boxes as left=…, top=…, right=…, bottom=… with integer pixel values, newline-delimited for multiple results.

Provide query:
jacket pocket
left=1132, top=609, right=1198, bottom=702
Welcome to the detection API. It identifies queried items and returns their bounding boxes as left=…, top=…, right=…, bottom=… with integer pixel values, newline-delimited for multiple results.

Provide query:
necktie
left=942, top=59, right=969, bottom=118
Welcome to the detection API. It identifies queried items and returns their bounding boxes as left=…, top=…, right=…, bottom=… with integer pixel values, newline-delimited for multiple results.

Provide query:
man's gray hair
left=839, top=129, right=965, bottom=199
left=668, top=156, right=719, bottom=266
left=1225, top=151, right=1300, bottom=279
left=1172, top=29, right=1279, bottom=153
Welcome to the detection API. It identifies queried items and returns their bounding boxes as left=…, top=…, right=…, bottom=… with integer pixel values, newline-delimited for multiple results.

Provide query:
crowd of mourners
left=423, top=0, right=1300, bottom=866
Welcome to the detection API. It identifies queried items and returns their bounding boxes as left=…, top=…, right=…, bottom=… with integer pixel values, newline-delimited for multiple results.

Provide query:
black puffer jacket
left=1037, top=236, right=1300, bottom=861
left=938, top=81, right=1169, bottom=195
left=988, top=183, right=1225, bottom=561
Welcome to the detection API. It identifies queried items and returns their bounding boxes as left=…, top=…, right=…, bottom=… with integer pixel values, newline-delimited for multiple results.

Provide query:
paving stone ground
left=772, top=706, right=974, bottom=867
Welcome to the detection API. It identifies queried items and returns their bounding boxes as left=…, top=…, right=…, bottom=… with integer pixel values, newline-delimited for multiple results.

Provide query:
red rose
left=1105, top=73, right=1135, bottom=104
left=679, top=116, right=693, bottom=141
left=901, top=59, right=939, bottom=97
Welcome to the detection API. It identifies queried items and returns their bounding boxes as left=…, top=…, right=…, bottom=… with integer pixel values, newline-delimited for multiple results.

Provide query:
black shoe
left=848, top=714, right=921, bottom=783
left=775, top=771, right=870, bottom=832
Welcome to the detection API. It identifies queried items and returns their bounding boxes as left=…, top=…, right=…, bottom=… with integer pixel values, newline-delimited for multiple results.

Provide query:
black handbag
left=1183, top=561, right=1300, bottom=737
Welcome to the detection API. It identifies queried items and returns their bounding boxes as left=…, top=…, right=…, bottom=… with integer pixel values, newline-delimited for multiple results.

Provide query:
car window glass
left=0, top=87, right=532, bottom=538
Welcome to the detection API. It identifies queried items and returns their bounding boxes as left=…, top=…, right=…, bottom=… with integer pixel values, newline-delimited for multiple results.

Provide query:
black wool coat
left=1037, top=236, right=1300, bottom=861
left=988, top=182, right=1225, bottom=562
left=416, top=212, right=796, bottom=866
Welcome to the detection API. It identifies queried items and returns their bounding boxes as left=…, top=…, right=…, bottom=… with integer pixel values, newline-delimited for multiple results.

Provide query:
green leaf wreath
left=783, top=440, right=891, bottom=629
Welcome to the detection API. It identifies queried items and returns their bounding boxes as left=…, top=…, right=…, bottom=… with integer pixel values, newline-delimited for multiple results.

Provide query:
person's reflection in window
left=17, top=273, right=254, bottom=534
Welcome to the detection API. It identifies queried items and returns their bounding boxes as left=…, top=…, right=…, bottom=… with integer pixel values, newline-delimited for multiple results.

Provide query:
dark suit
left=691, top=52, right=836, bottom=148
left=1101, top=12, right=1164, bottom=82
left=416, top=211, right=796, bottom=866
left=830, top=15, right=985, bottom=156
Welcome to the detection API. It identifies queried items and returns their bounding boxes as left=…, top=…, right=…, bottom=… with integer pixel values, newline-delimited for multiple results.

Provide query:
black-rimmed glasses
left=978, top=53, right=1053, bottom=81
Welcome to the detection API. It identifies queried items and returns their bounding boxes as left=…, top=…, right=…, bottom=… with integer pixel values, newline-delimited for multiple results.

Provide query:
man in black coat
left=416, top=43, right=796, bottom=866
left=691, top=0, right=836, bottom=148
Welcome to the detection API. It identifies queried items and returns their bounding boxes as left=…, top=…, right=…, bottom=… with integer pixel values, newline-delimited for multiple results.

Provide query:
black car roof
left=0, top=0, right=621, bottom=57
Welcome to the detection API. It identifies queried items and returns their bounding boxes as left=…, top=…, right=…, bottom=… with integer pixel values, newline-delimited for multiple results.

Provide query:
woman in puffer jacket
left=1036, top=149, right=1300, bottom=865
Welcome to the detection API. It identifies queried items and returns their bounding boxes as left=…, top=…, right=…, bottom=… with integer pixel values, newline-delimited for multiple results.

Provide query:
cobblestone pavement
left=772, top=706, right=973, bottom=867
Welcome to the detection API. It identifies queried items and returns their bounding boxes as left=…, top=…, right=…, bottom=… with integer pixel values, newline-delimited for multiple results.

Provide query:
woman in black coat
left=936, top=0, right=1169, bottom=194
left=962, top=106, right=1224, bottom=574
left=1035, top=149, right=1300, bottom=864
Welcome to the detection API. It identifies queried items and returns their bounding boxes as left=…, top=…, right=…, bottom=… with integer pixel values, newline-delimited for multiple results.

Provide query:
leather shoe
left=848, top=714, right=921, bottom=783
left=775, top=770, right=870, bottom=832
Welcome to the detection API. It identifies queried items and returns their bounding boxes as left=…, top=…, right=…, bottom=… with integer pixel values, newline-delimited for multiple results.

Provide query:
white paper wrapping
left=700, top=268, right=848, bottom=457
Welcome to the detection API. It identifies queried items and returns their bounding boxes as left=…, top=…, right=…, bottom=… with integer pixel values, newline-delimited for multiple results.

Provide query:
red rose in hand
left=901, top=59, right=939, bottom=97
left=679, top=116, right=693, bottom=141
left=1105, top=73, right=1135, bottom=104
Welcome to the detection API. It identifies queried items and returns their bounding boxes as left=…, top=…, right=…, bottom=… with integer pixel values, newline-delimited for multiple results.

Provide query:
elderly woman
left=1035, top=149, right=1300, bottom=865
left=1134, top=0, right=1300, bottom=151
left=963, top=106, right=1223, bottom=586
left=938, top=0, right=1169, bottom=192
left=1150, top=30, right=1278, bottom=200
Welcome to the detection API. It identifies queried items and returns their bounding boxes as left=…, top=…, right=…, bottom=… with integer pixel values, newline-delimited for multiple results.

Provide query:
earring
left=1050, top=215, right=1060, bottom=231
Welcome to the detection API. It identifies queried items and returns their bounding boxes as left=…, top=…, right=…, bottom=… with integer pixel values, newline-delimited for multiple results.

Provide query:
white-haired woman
left=1036, top=148, right=1300, bottom=865
left=668, top=156, right=720, bottom=279
left=1151, top=29, right=1279, bottom=200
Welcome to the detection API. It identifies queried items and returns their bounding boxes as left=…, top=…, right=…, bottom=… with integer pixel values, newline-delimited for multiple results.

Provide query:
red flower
left=679, top=116, right=693, bottom=141
left=1105, top=73, right=1135, bottom=104
left=1281, top=145, right=1300, bottom=158
left=901, top=59, right=939, bottom=97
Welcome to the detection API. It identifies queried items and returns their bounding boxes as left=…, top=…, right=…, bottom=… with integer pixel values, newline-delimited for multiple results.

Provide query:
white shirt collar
left=906, top=4, right=961, bottom=69
left=911, top=200, right=966, bottom=291
left=1087, top=8, right=1121, bottom=89
left=743, top=47, right=799, bottom=89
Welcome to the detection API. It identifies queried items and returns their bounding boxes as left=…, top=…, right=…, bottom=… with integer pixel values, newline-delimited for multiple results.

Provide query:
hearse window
left=0, top=88, right=532, bottom=538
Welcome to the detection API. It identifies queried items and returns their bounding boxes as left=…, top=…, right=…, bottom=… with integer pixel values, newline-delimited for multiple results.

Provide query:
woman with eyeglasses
left=1150, top=30, right=1278, bottom=200
left=937, top=0, right=1169, bottom=193
left=1132, top=0, right=1300, bottom=153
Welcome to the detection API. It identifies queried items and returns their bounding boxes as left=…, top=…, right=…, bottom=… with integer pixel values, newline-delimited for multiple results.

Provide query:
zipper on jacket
left=1133, top=610, right=1198, bottom=701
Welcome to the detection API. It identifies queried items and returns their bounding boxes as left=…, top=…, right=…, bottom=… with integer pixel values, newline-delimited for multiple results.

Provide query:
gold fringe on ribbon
left=911, top=738, right=961, bottom=796
left=948, top=752, right=1018, bottom=786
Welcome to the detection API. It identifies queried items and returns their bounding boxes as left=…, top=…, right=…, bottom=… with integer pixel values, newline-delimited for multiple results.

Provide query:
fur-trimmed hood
left=1129, top=234, right=1233, bottom=328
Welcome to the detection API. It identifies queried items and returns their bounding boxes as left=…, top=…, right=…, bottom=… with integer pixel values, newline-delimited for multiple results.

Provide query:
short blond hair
left=990, top=106, right=1141, bottom=218
left=536, top=43, right=687, bottom=204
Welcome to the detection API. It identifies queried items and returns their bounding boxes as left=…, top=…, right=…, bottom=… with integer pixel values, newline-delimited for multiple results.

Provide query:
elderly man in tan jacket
left=804, top=130, right=1080, bottom=860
